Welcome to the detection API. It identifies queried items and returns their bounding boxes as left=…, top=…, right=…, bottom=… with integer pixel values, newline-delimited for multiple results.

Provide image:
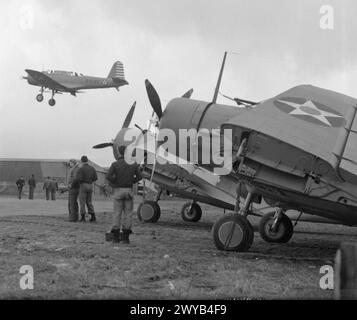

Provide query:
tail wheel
left=259, top=211, right=293, bottom=243
left=212, top=214, right=253, bottom=252
left=181, top=202, right=202, bottom=222
left=36, top=94, right=44, bottom=102
left=137, top=201, right=161, bottom=223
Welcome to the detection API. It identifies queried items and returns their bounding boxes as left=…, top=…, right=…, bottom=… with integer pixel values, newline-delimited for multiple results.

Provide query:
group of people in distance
left=15, top=174, right=58, bottom=200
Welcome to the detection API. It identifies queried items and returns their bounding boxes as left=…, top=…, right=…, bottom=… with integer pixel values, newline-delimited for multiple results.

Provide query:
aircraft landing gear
left=48, top=90, right=56, bottom=107
left=212, top=213, right=253, bottom=251
left=36, top=94, right=44, bottom=102
left=259, top=209, right=293, bottom=243
left=48, top=99, right=56, bottom=107
left=137, top=189, right=162, bottom=223
left=212, top=191, right=254, bottom=252
left=36, top=87, right=44, bottom=102
left=181, top=202, right=202, bottom=222
left=137, top=201, right=161, bottom=223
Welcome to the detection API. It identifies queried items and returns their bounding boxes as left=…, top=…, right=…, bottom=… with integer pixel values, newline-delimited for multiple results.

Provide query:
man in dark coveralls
left=43, top=177, right=52, bottom=201
left=75, top=156, right=98, bottom=222
left=16, top=176, right=26, bottom=200
left=28, top=174, right=36, bottom=200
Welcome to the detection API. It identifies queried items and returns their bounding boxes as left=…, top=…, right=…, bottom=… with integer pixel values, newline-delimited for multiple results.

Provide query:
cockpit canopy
left=45, top=70, right=84, bottom=77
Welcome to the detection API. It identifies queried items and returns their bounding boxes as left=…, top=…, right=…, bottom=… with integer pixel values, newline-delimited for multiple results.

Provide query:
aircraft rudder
left=108, top=61, right=126, bottom=81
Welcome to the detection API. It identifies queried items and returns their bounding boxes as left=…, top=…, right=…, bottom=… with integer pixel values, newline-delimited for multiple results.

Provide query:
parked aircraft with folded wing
left=94, top=53, right=357, bottom=252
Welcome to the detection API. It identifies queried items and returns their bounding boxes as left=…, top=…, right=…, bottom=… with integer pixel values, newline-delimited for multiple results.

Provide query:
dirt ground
left=0, top=195, right=355, bottom=300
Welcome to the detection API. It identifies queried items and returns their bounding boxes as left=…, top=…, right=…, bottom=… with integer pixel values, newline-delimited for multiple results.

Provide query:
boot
left=112, top=229, right=122, bottom=244
left=89, top=214, right=96, bottom=223
left=122, top=229, right=131, bottom=244
left=80, top=215, right=86, bottom=222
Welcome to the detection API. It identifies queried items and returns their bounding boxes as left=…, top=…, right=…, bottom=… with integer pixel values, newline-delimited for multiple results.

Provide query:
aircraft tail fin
left=108, top=61, right=126, bottom=81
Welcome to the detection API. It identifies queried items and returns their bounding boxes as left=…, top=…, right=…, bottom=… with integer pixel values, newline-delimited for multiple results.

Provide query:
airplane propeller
left=92, top=101, right=137, bottom=150
left=93, top=142, right=114, bottom=149
left=145, top=79, right=163, bottom=120
left=144, top=79, right=194, bottom=184
left=122, top=101, right=136, bottom=129
left=182, top=88, right=194, bottom=99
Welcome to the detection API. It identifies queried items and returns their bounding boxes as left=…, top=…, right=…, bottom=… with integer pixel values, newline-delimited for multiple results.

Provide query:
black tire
left=246, top=218, right=255, bottom=248
left=259, top=211, right=293, bottom=243
left=181, top=202, right=202, bottom=222
left=48, top=99, right=56, bottom=107
left=212, top=214, right=253, bottom=252
left=137, top=201, right=161, bottom=223
left=36, top=94, right=44, bottom=102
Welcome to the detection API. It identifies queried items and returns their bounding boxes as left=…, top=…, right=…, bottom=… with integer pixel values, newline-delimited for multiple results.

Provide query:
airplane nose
left=26, top=75, right=35, bottom=85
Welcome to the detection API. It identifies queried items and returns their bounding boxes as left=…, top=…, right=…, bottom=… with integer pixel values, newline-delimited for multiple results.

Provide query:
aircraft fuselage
left=27, top=73, right=127, bottom=92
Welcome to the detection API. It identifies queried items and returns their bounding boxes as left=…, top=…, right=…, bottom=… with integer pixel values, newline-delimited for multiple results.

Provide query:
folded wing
left=222, top=85, right=357, bottom=183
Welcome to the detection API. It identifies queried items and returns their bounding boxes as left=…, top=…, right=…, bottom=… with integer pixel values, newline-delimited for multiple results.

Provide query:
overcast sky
left=0, top=0, right=356, bottom=167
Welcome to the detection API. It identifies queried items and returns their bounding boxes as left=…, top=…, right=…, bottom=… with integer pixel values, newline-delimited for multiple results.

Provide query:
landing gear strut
left=181, top=201, right=202, bottom=222
left=36, top=87, right=44, bottom=102
left=48, top=90, right=56, bottom=107
left=137, top=189, right=162, bottom=223
left=212, top=191, right=254, bottom=252
left=259, top=209, right=293, bottom=243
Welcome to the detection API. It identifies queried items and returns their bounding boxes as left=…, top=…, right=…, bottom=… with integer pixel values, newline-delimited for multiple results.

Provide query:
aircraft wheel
left=36, top=94, right=44, bottom=102
left=181, top=202, right=202, bottom=222
left=48, top=99, right=56, bottom=107
left=212, top=214, right=253, bottom=252
left=137, top=201, right=161, bottom=223
left=259, top=211, right=293, bottom=243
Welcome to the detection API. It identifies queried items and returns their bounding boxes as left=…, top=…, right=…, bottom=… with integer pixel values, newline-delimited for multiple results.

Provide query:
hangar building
left=0, top=158, right=108, bottom=197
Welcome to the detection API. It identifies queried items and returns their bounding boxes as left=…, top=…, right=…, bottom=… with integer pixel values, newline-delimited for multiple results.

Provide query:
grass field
left=0, top=196, right=355, bottom=299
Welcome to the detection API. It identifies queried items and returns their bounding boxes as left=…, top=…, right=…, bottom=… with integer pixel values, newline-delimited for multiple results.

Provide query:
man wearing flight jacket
left=106, top=146, right=142, bottom=244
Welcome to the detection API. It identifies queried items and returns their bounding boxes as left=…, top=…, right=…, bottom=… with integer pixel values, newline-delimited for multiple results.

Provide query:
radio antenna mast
left=212, top=51, right=228, bottom=103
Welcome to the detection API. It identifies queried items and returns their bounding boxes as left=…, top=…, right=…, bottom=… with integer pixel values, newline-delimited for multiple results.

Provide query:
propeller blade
left=182, top=89, right=194, bottom=99
left=122, top=101, right=136, bottom=129
left=145, top=79, right=162, bottom=120
left=93, top=143, right=113, bottom=149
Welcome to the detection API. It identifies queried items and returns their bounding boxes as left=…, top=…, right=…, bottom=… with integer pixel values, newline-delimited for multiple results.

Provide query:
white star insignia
left=277, top=99, right=343, bottom=127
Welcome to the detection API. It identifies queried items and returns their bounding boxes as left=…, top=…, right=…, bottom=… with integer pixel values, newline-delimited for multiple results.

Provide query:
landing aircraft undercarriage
left=35, top=87, right=58, bottom=106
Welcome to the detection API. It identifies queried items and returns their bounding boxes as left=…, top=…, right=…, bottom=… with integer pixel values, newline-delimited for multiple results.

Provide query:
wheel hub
left=140, top=204, right=155, bottom=220
left=266, top=221, right=285, bottom=239
left=218, top=222, right=244, bottom=248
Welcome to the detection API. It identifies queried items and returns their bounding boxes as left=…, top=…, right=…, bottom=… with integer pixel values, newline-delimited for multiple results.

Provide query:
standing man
left=16, top=176, right=26, bottom=200
left=75, top=156, right=98, bottom=222
left=67, top=159, right=81, bottom=222
left=106, top=146, right=142, bottom=244
left=43, top=177, right=52, bottom=201
left=50, top=177, right=58, bottom=201
left=28, top=174, right=36, bottom=200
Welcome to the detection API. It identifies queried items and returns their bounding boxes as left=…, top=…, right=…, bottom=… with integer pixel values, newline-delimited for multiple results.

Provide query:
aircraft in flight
left=94, top=53, right=357, bottom=252
left=23, top=61, right=128, bottom=106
